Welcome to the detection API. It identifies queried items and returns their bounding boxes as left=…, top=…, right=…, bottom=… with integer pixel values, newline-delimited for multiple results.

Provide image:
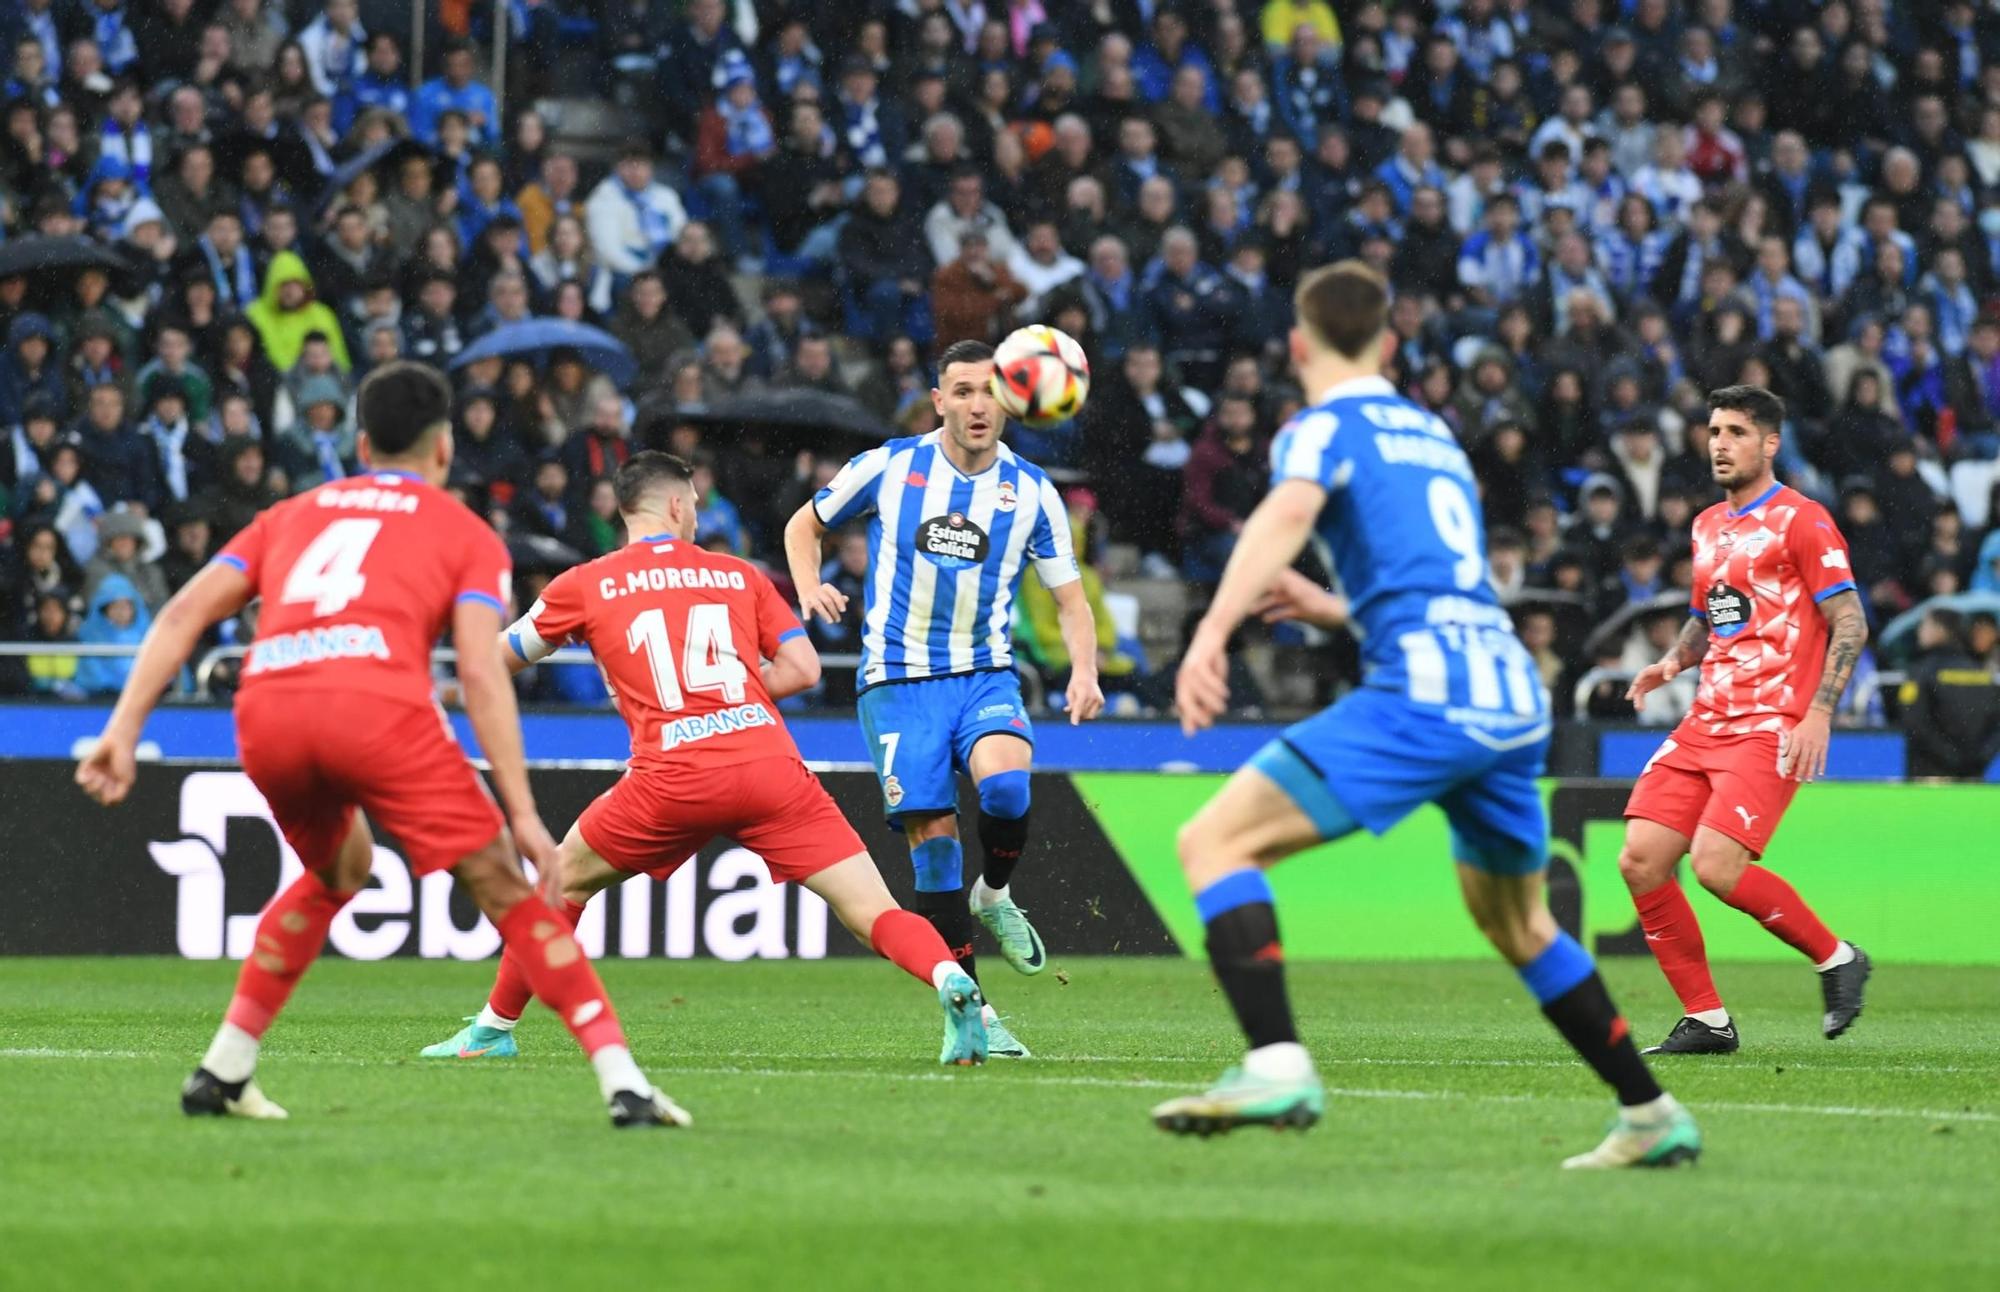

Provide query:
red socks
left=493, top=896, right=627, bottom=1056
left=1632, top=879, right=1723, bottom=1015
left=224, top=870, right=354, bottom=1037
left=487, top=898, right=587, bottom=1022
left=1721, top=864, right=1840, bottom=963
left=1636, top=866, right=1842, bottom=1015
left=870, top=908, right=958, bottom=986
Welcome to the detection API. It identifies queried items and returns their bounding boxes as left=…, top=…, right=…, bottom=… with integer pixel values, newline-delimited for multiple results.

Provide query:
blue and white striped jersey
left=813, top=432, right=1079, bottom=689
left=1272, top=376, right=1549, bottom=731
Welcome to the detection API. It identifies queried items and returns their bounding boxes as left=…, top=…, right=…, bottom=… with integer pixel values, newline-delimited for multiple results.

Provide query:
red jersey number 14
left=626, top=603, right=749, bottom=714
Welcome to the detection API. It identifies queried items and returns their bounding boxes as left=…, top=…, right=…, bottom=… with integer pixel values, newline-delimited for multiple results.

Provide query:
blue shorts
left=1250, top=686, right=1551, bottom=875
left=856, top=670, right=1035, bottom=827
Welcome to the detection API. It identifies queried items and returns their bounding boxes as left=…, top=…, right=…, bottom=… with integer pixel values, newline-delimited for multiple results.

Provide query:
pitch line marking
left=4, top=1049, right=1991, bottom=1124
left=662, top=1065, right=2000, bottom=1124
left=708, top=1056, right=1984, bottom=1080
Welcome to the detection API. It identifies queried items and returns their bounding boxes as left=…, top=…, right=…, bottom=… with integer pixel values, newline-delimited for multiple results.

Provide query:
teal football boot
left=420, top=1016, right=520, bottom=1059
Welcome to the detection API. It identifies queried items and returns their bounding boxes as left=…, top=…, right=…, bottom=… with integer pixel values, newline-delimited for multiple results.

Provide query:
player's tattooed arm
left=1809, top=589, right=1868, bottom=714
left=1666, top=615, right=1710, bottom=671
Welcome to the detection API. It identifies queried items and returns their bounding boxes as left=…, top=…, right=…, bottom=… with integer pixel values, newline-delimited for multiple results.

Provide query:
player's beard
left=1711, top=448, right=1765, bottom=492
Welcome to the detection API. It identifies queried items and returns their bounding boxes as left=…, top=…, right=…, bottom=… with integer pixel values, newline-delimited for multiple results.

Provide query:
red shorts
left=1623, top=724, right=1799, bottom=857
left=577, top=755, right=863, bottom=884
left=236, top=687, right=505, bottom=875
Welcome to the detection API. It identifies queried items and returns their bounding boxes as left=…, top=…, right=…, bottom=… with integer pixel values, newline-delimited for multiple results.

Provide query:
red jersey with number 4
left=218, top=471, right=511, bottom=709
left=515, top=535, right=806, bottom=771
left=1685, top=483, right=1855, bottom=738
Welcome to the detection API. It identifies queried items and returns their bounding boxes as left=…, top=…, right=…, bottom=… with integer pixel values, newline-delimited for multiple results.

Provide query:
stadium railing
left=1570, top=665, right=1909, bottom=722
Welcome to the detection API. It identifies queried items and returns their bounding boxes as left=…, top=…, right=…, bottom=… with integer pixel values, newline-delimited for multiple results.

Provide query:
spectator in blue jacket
left=408, top=40, right=496, bottom=148
left=0, top=313, right=68, bottom=428
left=75, top=571, right=150, bottom=695
left=1143, top=227, right=1234, bottom=389
left=335, top=32, right=411, bottom=134
left=1132, top=10, right=1217, bottom=112
left=1373, top=122, right=1447, bottom=217
left=1270, top=23, right=1345, bottom=148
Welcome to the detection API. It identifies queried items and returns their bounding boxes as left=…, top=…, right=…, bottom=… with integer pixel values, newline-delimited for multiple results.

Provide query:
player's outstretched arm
left=453, top=599, right=557, bottom=872
left=762, top=634, right=823, bottom=700
left=1048, top=579, right=1104, bottom=724
left=1782, top=588, right=1868, bottom=783
left=1627, top=614, right=1710, bottom=708
left=77, top=560, right=252, bottom=806
left=783, top=503, right=847, bottom=624
left=1255, top=569, right=1350, bottom=629
left=1177, top=479, right=1325, bottom=735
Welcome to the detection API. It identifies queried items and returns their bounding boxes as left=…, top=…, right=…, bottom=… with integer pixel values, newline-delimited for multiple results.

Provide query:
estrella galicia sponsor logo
left=1707, top=582, right=1752, bottom=638
left=976, top=702, right=1019, bottom=720
left=917, top=512, right=989, bottom=569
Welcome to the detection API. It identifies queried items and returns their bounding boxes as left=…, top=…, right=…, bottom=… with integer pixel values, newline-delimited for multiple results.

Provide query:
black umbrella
left=0, top=235, right=131, bottom=282
left=647, top=388, right=896, bottom=441
left=315, top=137, right=431, bottom=212
left=506, top=532, right=586, bottom=574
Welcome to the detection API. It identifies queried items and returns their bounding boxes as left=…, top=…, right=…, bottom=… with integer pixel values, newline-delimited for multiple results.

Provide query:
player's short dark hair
left=1707, top=383, right=1785, bottom=434
left=615, top=450, right=696, bottom=514
left=356, top=361, right=451, bottom=456
left=937, top=339, right=995, bottom=380
left=1294, top=260, right=1389, bottom=361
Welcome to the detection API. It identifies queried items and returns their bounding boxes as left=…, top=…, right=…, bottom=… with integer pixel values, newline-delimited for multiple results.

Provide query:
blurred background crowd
left=1, top=0, right=1998, bottom=770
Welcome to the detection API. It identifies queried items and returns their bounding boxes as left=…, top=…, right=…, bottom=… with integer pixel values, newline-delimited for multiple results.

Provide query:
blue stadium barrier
left=1596, top=729, right=1910, bottom=781
left=0, top=702, right=1276, bottom=773
left=2, top=702, right=1935, bottom=778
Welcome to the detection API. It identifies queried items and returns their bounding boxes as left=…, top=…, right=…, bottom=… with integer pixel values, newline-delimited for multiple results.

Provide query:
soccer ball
left=991, top=325, right=1090, bottom=427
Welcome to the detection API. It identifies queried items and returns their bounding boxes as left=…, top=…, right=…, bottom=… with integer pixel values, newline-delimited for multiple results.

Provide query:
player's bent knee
left=976, top=769, right=1030, bottom=820
left=1688, top=838, right=1749, bottom=896
left=1616, top=840, right=1678, bottom=893
left=903, top=811, right=958, bottom=847
left=455, top=836, right=531, bottom=915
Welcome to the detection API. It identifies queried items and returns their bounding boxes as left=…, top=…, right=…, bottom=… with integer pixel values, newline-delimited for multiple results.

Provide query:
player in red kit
left=419, top=452, right=991, bottom=1065
left=1618, top=385, right=1872, bottom=1054
left=76, top=362, right=685, bottom=1128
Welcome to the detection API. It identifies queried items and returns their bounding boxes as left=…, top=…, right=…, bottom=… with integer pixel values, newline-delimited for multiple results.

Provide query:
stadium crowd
left=2, top=0, right=2000, bottom=741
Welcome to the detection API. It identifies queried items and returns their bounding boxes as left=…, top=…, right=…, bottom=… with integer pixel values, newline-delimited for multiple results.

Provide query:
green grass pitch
left=2, top=956, right=1994, bottom=1291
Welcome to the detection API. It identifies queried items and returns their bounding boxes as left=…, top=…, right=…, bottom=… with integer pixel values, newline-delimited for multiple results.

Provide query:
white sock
left=970, top=878, right=1009, bottom=909
left=201, top=1022, right=260, bottom=1084
left=1815, top=941, right=1855, bottom=973
left=1622, top=1092, right=1679, bottom=1125
left=589, top=1045, right=650, bottom=1102
left=1242, top=1041, right=1314, bottom=1082
left=1690, top=1007, right=1731, bottom=1028
left=475, top=1005, right=518, bottom=1032
left=930, top=962, right=961, bottom=990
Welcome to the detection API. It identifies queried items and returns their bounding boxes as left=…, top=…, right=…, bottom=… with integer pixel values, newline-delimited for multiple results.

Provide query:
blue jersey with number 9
left=1270, top=376, right=1546, bottom=725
